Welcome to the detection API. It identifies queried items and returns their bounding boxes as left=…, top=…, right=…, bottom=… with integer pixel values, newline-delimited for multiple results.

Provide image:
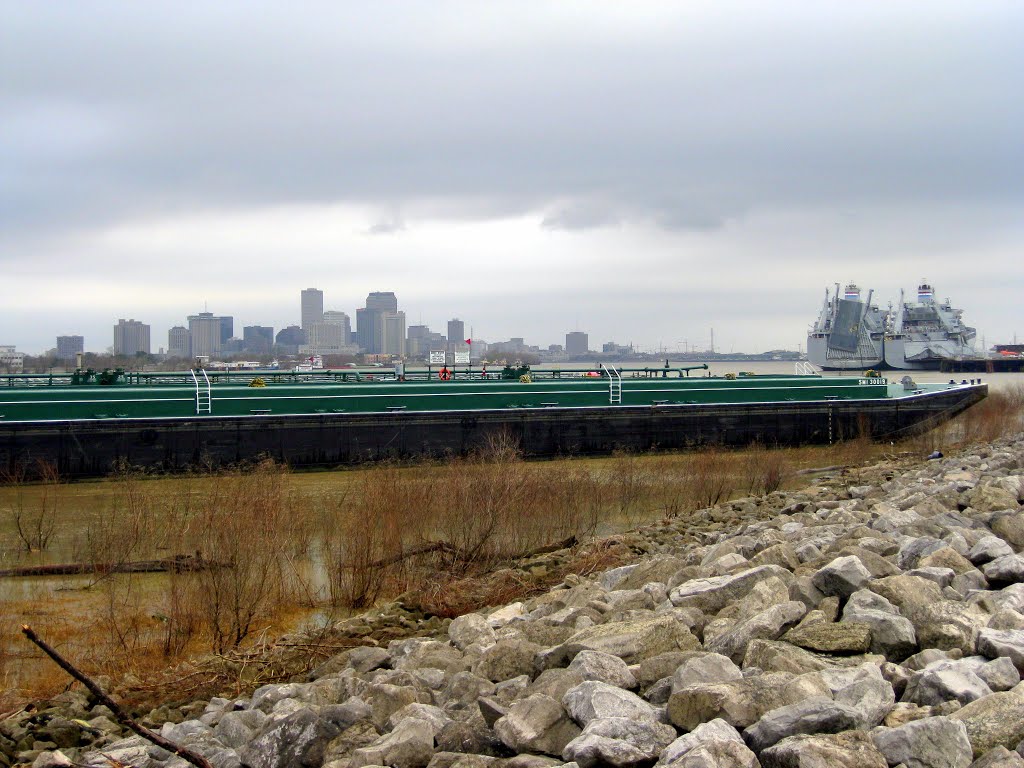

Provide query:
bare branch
left=21, top=625, right=213, bottom=768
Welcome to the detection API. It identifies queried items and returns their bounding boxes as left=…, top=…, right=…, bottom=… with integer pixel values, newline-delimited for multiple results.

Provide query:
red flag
left=465, top=338, right=472, bottom=345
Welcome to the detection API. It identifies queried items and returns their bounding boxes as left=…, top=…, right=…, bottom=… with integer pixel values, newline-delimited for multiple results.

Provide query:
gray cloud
left=3, top=1, right=1021, bottom=246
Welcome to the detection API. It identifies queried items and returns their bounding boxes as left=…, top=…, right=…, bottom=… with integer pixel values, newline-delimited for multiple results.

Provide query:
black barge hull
left=0, top=385, right=986, bottom=479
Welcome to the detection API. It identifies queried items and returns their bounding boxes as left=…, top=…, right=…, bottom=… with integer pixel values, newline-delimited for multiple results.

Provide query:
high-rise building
left=357, top=292, right=400, bottom=353
left=168, top=326, right=191, bottom=358
left=382, top=311, right=406, bottom=357
left=301, top=288, right=324, bottom=332
left=447, top=318, right=465, bottom=344
left=366, top=291, right=398, bottom=312
left=242, top=326, right=274, bottom=355
left=323, top=311, right=351, bottom=345
left=275, top=325, right=305, bottom=355
left=305, top=321, right=345, bottom=354
left=565, top=331, right=589, bottom=356
left=188, top=312, right=224, bottom=358
left=220, top=316, right=234, bottom=345
left=113, top=319, right=151, bottom=356
left=56, top=335, right=84, bottom=361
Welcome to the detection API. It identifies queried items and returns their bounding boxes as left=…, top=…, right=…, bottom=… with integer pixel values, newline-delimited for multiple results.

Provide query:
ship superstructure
left=884, top=281, right=979, bottom=370
left=807, top=283, right=887, bottom=371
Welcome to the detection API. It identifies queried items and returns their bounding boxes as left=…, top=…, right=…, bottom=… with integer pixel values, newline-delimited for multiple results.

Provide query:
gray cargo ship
left=884, top=281, right=980, bottom=370
left=807, top=283, right=887, bottom=370
left=808, top=280, right=981, bottom=371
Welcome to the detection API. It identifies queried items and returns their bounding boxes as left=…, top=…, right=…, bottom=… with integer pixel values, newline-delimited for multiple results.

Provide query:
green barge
left=0, top=365, right=986, bottom=478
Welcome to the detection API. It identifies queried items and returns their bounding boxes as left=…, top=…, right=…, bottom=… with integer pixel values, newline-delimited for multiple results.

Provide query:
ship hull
left=0, top=385, right=987, bottom=479
left=884, top=337, right=983, bottom=371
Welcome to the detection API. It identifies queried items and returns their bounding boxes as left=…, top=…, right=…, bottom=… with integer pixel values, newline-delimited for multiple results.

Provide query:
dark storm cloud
left=2, top=1, right=1022, bottom=248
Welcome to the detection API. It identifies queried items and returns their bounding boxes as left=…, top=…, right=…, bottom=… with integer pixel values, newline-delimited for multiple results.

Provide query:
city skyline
left=6, top=275, right=1015, bottom=359
left=3, top=4, right=1021, bottom=355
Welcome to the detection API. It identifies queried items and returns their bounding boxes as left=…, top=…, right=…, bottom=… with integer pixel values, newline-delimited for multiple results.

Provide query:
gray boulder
left=978, top=656, right=1022, bottom=691
left=742, top=696, right=862, bottom=752
left=903, top=662, right=993, bottom=706
left=971, top=746, right=1024, bottom=767
left=562, top=681, right=657, bottom=727
left=350, top=718, right=436, bottom=768
left=968, top=536, right=1015, bottom=566
left=240, top=707, right=341, bottom=768
left=783, top=620, right=872, bottom=654
left=666, top=739, right=759, bottom=767
left=555, top=614, right=700, bottom=665
left=983, top=556, right=1024, bottom=585
left=473, top=639, right=542, bottom=683
left=80, top=737, right=150, bottom=768
left=949, top=692, right=1024, bottom=758
left=832, top=672, right=895, bottom=728
left=843, top=594, right=918, bottom=661
left=871, top=715, right=973, bottom=768
left=561, top=717, right=677, bottom=768
left=440, top=672, right=497, bottom=713
left=655, top=719, right=743, bottom=767
left=494, top=694, right=582, bottom=757
left=968, top=484, right=1019, bottom=512
left=364, top=683, right=422, bottom=731
left=741, top=639, right=828, bottom=676
left=759, top=731, right=888, bottom=768
left=387, top=704, right=450, bottom=737
left=670, top=654, right=742, bottom=693
left=669, top=566, right=794, bottom=615
left=913, top=601, right=986, bottom=654
left=567, top=651, right=637, bottom=690
left=668, top=673, right=827, bottom=732
left=449, top=614, right=496, bottom=651
left=706, top=601, right=806, bottom=663
left=811, top=556, right=872, bottom=598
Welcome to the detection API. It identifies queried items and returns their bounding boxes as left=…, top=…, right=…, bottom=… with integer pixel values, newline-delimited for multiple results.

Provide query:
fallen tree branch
left=342, top=535, right=579, bottom=572
left=21, top=625, right=213, bottom=768
left=0, top=554, right=224, bottom=579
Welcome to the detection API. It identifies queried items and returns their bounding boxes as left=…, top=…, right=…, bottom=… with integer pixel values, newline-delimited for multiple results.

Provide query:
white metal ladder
left=602, top=364, right=622, bottom=404
left=191, top=368, right=212, bottom=414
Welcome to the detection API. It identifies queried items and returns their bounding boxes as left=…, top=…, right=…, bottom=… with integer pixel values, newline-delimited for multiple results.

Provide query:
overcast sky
left=2, top=1, right=1022, bottom=355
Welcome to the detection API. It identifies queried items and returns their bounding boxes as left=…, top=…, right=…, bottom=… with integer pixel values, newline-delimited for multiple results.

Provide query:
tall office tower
left=407, top=324, right=430, bottom=357
left=565, top=331, right=589, bottom=356
left=168, top=326, right=191, bottom=358
left=301, top=288, right=324, bottom=332
left=188, top=312, right=224, bottom=358
left=113, top=319, right=151, bottom=355
left=382, top=311, right=406, bottom=357
left=306, top=321, right=345, bottom=353
left=243, top=326, right=274, bottom=355
left=366, top=291, right=398, bottom=312
left=447, top=318, right=465, bottom=344
left=354, top=307, right=370, bottom=351
left=56, top=335, right=84, bottom=361
left=323, top=311, right=351, bottom=345
left=220, top=316, right=234, bottom=345
left=358, top=292, right=400, bottom=353
left=275, top=325, right=305, bottom=355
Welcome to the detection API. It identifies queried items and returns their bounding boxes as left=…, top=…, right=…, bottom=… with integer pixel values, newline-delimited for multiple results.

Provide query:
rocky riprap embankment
left=9, top=433, right=1024, bottom=768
